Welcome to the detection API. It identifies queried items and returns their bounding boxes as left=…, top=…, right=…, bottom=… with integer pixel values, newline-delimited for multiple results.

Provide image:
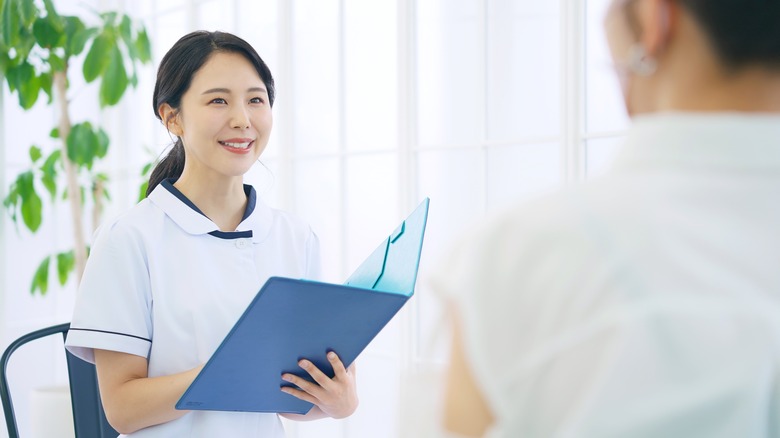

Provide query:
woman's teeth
left=219, top=141, right=252, bottom=149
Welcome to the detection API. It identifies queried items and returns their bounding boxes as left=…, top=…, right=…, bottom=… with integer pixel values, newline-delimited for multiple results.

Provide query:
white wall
left=0, top=0, right=629, bottom=436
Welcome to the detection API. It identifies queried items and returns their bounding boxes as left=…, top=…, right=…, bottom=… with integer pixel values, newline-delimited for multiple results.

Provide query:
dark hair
left=146, top=31, right=276, bottom=197
left=677, top=0, right=780, bottom=72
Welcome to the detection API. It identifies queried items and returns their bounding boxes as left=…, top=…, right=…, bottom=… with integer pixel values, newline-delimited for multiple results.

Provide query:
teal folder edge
left=176, top=198, right=430, bottom=414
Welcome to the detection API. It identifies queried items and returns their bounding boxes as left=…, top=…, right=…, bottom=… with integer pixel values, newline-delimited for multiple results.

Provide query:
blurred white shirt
left=430, top=112, right=780, bottom=437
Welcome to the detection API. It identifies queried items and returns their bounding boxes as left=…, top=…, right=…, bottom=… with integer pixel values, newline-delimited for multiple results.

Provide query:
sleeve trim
left=69, top=327, right=151, bottom=343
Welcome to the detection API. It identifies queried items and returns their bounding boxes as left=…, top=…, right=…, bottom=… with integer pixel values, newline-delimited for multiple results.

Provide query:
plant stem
left=54, top=70, right=88, bottom=284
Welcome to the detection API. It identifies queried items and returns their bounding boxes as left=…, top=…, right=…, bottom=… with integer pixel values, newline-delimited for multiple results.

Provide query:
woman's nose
left=230, top=105, right=250, bottom=129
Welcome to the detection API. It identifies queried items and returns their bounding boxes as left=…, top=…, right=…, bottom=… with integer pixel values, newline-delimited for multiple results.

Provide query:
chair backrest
left=0, top=323, right=118, bottom=438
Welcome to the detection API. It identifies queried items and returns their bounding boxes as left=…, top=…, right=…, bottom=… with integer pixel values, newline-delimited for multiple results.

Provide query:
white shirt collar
left=612, top=112, right=780, bottom=174
left=148, top=179, right=273, bottom=243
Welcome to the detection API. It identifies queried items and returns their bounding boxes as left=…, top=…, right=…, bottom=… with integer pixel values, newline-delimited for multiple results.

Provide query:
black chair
left=0, top=323, right=118, bottom=437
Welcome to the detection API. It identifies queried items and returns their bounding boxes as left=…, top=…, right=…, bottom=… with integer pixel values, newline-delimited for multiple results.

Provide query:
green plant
left=0, top=0, right=151, bottom=294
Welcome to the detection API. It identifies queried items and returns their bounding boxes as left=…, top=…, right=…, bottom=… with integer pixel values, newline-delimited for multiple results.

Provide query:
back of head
left=146, top=31, right=275, bottom=197
left=678, top=0, right=780, bottom=72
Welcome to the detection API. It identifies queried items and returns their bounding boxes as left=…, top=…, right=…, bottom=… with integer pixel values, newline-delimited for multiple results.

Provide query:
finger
left=282, top=373, right=323, bottom=398
left=280, top=385, right=319, bottom=405
left=327, top=351, right=348, bottom=379
left=298, top=359, right=334, bottom=390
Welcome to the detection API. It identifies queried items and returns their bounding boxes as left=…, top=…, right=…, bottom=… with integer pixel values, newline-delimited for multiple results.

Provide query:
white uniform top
left=430, top=113, right=780, bottom=438
left=66, top=179, right=321, bottom=438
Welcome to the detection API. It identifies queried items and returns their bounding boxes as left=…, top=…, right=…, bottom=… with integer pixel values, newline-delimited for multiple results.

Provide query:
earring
left=627, top=43, right=658, bottom=76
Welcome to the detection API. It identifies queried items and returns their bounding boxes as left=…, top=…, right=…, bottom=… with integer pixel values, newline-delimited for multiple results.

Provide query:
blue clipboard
left=176, top=198, right=430, bottom=414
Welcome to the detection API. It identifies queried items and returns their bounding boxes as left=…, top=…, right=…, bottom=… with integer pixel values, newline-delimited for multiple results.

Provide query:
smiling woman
left=62, top=31, right=358, bottom=437
left=158, top=51, right=274, bottom=230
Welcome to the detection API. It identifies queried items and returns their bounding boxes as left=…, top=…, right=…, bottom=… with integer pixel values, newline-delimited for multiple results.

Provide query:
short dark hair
left=677, top=0, right=780, bottom=71
left=146, top=31, right=275, bottom=197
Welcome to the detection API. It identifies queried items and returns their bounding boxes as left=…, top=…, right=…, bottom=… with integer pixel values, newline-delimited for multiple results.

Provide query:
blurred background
left=0, top=0, right=629, bottom=436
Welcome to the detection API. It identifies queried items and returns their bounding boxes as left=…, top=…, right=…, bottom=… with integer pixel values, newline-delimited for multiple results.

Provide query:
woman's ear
left=636, top=0, right=676, bottom=57
left=158, top=103, right=183, bottom=137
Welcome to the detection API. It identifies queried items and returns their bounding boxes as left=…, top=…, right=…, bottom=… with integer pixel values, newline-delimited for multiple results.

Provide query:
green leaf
left=28, top=144, right=41, bottom=162
left=3, top=179, right=20, bottom=224
left=118, top=15, right=139, bottom=60
left=138, top=181, right=148, bottom=202
left=0, top=0, right=5, bottom=47
left=141, top=162, right=152, bottom=176
left=119, top=15, right=131, bottom=45
left=100, top=44, right=128, bottom=106
left=66, top=121, right=98, bottom=168
left=136, top=28, right=151, bottom=63
left=56, top=251, right=74, bottom=286
left=31, top=256, right=51, bottom=295
left=18, top=170, right=42, bottom=232
left=4, top=63, right=18, bottom=92
left=49, top=127, right=59, bottom=138
left=14, top=26, right=35, bottom=60
left=40, top=149, right=60, bottom=200
left=2, top=0, right=20, bottom=47
left=33, top=15, right=63, bottom=48
left=0, top=50, right=10, bottom=74
left=83, top=32, right=112, bottom=83
left=18, top=0, right=36, bottom=27
left=95, top=128, right=109, bottom=158
left=39, top=71, right=53, bottom=103
left=100, top=11, right=117, bottom=26
left=42, top=0, right=59, bottom=22
left=17, top=71, right=40, bottom=109
left=11, top=61, right=40, bottom=109
left=64, top=16, right=92, bottom=57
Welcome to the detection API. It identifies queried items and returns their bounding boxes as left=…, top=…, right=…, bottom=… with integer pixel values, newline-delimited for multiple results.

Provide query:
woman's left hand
left=281, top=351, right=358, bottom=419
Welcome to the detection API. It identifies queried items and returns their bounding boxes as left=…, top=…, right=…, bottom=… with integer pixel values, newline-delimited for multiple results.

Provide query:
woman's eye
left=210, top=98, right=227, bottom=104
left=250, top=97, right=264, bottom=104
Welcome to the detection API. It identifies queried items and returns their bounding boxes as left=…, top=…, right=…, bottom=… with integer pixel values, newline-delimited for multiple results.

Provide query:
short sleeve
left=65, top=220, right=153, bottom=364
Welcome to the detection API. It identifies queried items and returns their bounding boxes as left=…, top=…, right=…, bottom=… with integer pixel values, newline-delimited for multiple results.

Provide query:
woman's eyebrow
left=201, top=87, right=267, bottom=95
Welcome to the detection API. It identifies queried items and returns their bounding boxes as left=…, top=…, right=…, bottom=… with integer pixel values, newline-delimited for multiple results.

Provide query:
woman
left=432, top=0, right=780, bottom=436
left=66, top=31, right=358, bottom=437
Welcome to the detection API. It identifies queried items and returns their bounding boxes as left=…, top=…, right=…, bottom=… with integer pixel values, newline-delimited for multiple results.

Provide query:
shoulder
left=458, top=171, right=648, bottom=262
left=429, top=173, right=643, bottom=307
left=91, top=198, right=166, bottom=247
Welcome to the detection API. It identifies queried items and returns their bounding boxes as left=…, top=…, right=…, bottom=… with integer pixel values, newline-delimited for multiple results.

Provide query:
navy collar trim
left=161, top=178, right=257, bottom=222
left=160, top=178, right=258, bottom=240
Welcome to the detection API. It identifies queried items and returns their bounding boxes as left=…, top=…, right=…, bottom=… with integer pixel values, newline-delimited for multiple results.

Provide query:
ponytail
left=146, top=139, right=185, bottom=197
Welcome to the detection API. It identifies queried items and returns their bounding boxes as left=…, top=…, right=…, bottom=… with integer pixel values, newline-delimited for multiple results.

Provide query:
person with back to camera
left=431, top=0, right=780, bottom=436
left=64, top=31, right=358, bottom=437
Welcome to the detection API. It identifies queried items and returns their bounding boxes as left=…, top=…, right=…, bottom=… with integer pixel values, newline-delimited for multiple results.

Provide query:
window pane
left=586, top=136, right=624, bottom=178
left=486, top=142, right=562, bottom=210
left=152, top=9, right=189, bottom=63
left=293, top=157, right=343, bottom=282
left=236, top=0, right=279, bottom=74
left=416, top=148, right=485, bottom=260
left=487, top=0, right=561, bottom=141
left=344, top=0, right=397, bottom=152
left=293, top=0, right=341, bottom=157
left=344, top=154, right=399, bottom=274
left=345, top=355, right=400, bottom=438
left=585, top=0, right=630, bottom=133
left=417, top=0, right=482, bottom=147
left=196, top=0, right=235, bottom=30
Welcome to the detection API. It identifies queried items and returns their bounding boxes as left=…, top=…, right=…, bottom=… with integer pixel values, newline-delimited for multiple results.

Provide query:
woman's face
left=172, top=51, right=272, bottom=182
